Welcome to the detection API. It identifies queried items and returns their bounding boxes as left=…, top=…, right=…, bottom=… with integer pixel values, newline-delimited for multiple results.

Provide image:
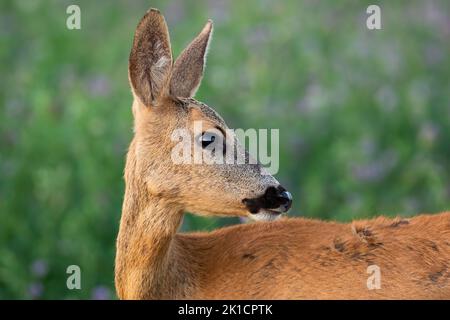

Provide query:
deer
left=115, top=8, right=450, bottom=299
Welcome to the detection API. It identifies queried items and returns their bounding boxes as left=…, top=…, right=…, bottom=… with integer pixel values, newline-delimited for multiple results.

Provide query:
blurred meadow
left=1, top=0, right=450, bottom=299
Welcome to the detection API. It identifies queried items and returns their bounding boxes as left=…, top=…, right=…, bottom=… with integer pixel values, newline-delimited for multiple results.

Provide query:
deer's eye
left=199, top=131, right=217, bottom=148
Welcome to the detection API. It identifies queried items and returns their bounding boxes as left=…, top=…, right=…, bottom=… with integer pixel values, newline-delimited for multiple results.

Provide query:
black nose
left=243, top=186, right=293, bottom=214
left=277, top=190, right=293, bottom=212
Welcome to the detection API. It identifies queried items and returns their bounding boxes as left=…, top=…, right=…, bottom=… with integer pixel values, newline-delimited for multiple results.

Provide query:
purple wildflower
left=91, top=286, right=111, bottom=300
left=31, top=259, right=48, bottom=278
left=28, top=282, right=44, bottom=299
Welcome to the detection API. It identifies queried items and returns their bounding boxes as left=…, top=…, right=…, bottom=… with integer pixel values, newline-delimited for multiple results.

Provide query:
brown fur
left=115, top=8, right=450, bottom=299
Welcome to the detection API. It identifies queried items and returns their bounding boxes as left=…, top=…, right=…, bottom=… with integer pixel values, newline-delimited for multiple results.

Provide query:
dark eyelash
left=214, top=126, right=226, bottom=137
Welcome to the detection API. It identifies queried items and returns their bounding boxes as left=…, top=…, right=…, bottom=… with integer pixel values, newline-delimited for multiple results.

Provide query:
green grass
left=1, top=0, right=449, bottom=299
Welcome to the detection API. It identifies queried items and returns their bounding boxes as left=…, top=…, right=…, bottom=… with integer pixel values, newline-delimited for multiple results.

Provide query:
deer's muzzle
left=242, top=186, right=292, bottom=215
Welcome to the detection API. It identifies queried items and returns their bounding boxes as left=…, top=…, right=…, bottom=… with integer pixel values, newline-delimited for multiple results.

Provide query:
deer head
left=127, top=9, right=292, bottom=221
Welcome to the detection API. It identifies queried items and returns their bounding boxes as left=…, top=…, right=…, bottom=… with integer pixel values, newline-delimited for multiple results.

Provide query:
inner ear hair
left=129, top=8, right=173, bottom=107
left=170, top=20, right=213, bottom=99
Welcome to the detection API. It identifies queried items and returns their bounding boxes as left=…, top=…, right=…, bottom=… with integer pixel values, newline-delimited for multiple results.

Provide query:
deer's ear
left=129, top=9, right=173, bottom=107
left=170, top=20, right=213, bottom=98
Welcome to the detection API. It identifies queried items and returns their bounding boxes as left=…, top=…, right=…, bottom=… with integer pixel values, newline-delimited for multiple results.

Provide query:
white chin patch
left=248, top=210, right=282, bottom=222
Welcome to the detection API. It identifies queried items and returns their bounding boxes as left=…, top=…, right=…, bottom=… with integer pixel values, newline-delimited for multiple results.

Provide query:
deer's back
left=175, top=212, right=450, bottom=299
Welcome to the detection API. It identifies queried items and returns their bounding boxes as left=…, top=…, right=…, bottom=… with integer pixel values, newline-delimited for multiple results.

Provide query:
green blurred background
left=1, top=0, right=449, bottom=299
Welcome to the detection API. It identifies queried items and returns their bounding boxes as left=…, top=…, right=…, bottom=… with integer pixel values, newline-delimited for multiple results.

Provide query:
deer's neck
left=115, top=142, right=184, bottom=299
